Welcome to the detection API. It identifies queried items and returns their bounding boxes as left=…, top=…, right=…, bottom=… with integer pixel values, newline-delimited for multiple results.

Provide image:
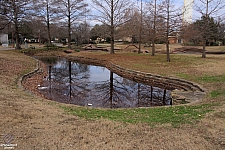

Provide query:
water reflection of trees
left=39, top=58, right=171, bottom=108
left=40, top=59, right=91, bottom=106
left=94, top=72, right=134, bottom=108
left=95, top=72, right=171, bottom=108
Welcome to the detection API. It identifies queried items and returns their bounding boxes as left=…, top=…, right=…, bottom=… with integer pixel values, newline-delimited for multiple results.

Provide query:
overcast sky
left=86, top=0, right=225, bottom=26
left=86, top=0, right=185, bottom=26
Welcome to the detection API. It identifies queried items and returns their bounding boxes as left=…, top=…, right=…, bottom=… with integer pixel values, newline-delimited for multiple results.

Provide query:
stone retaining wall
left=19, top=58, right=41, bottom=87
left=66, top=56, right=204, bottom=92
left=66, top=56, right=206, bottom=105
left=20, top=55, right=205, bottom=105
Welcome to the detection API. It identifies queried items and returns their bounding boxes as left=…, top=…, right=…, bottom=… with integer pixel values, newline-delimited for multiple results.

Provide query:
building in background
left=0, top=34, right=8, bottom=47
left=183, top=0, right=194, bottom=23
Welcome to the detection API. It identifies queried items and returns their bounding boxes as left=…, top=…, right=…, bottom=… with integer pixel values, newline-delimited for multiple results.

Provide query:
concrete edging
left=66, top=55, right=206, bottom=105
left=18, top=58, right=42, bottom=92
left=18, top=55, right=206, bottom=105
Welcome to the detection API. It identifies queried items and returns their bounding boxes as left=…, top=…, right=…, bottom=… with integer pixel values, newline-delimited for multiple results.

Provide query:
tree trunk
left=47, top=21, right=51, bottom=45
left=68, top=21, right=71, bottom=49
left=46, top=1, right=51, bottom=46
left=166, top=39, right=170, bottom=62
left=13, top=0, right=20, bottom=50
left=152, top=41, right=155, bottom=56
left=110, top=0, right=114, bottom=54
left=166, top=0, right=170, bottom=62
left=110, top=28, right=114, bottom=54
left=109, top=71, right=113, bottom=108
left=138, top=0, right=142, bottom=54
left=202, top=0, right=209, bottom=58
left=15, top=21, right=20, bottom=50
left=152, top=0, right=156, bottom=56
left=69, top=61, right=72, bottom=98
left=163, top=89, right=166, bottom=105
left=67, top=0, right=71, bottom=49
left=202, top=40, right=206, bottom=58
left=12, top=32, right=14, bottom=48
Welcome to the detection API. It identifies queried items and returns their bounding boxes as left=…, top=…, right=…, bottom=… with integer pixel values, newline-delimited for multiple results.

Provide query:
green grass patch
left=177, top=73, right=192, bottom=80
left=198, top=75, right=225, bottom=83
left=61, top=104, right=215, bottom=127
left=122, top=54, right=200, bottom=67
left=210, top=90, right=225, bottom=98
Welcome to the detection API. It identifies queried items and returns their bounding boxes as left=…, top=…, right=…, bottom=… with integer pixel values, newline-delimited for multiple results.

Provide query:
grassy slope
left=66, top=51, right=225, bottom=125
left=67, top=50, right=225, bottom=149
left=0, top=51, right=225, bottom=149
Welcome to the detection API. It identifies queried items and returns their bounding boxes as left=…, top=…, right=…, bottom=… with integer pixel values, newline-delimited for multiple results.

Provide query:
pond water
left=37, top=57, right=172, bottom=108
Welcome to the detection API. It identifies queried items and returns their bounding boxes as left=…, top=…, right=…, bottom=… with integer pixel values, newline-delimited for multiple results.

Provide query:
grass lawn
left=65, top=49, right=225, bottom=126
left=0, top=46, right=225, bottom=149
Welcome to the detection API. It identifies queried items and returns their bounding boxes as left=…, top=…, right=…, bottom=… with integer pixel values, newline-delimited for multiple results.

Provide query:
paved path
left=0, top=46, right=15, bottom=50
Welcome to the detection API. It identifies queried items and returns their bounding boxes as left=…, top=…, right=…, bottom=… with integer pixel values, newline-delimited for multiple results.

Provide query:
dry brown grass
left=0, top=49, right=225, bottom=149
left=69, top=50, right=225, bottom=77
left=115, top=43, right=225, bottom=53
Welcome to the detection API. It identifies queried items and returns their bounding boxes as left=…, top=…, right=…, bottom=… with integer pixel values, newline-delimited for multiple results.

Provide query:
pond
left=37, top=57, right=172, bottom=108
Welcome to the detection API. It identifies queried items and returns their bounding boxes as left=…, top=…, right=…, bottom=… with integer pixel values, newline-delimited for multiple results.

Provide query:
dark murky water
left=37, top=57, right=172, bottom=108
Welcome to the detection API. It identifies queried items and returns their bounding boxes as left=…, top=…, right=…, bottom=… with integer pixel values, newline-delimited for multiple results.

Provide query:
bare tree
left=73, top=22, right=91, bottom=45
left=180, top=23, right=197, bottom=45
left=57, top=0, right=87, bottom=49
left=92, top=0, right=131, bottom=54
left=138, top=0, right=143, bottom=54
left=152, top=0, right=157, bottom=56
left=165, top=0, right=171, bottom=62
left=217, top=19, right=225, bottom=45
left=0, top=0, right=31, bottom=49
left=90, top=24, right=110, bottom=42
left=116, top=8, right=140, bottom=44
left=32, top=0, right=59, bottom=45
left=0, top=13, right=10, bottom=31
left=161, top=0, right=182, bottom=62
left=194, top=0, right=225, bottom=58
left=144, top=0, right=166, bottom=56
